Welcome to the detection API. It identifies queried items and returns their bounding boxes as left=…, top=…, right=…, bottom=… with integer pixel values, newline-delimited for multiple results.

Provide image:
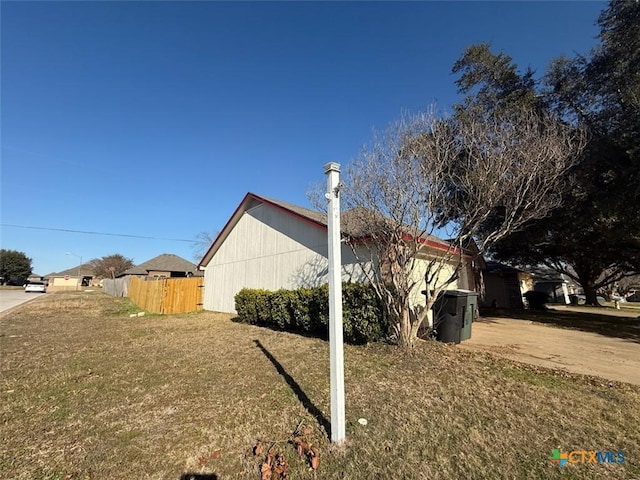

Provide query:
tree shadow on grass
left=480, top=307, right=640, bottom=344
left=254, top=339, right=331, bottom=439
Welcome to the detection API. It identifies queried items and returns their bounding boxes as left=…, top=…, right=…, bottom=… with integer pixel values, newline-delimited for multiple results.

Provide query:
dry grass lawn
left=1, top=291, right=639, bottom=480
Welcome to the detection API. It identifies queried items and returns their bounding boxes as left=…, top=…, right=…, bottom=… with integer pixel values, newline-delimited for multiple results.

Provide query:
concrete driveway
left=0, top=290, right=46, bottom=316
left=460, top=314, right=640, bottom=386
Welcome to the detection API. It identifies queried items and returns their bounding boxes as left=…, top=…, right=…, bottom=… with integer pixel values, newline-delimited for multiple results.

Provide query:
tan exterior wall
left=47, top=277, right=80, bottom=291
left=411, top=258, right=474, bottom=305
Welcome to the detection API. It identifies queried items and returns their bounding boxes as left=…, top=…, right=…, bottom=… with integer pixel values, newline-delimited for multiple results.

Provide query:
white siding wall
left=203, top=204, right=368, bottom=313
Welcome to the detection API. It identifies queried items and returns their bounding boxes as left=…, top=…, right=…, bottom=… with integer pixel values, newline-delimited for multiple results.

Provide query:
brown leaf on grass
left=272, top=452, right=289, bottom=480
left=301, top=426, right=313, bottom=436
left=260, top=462, right=272, bottom=480
left=254, top=441, right=264, bottom=456
left=292, top=436, right=309, bottom=456
left=200, top=448, right=222, bottom=464
left=272, top=470, right=288, bottom=480
left=308, top=446, right=319, bottom=470
left=275, top=452, right=288, bottom=467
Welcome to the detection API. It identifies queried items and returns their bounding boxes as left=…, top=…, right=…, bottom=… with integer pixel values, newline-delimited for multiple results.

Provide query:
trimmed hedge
left=234, top=283, right=389, bottom=344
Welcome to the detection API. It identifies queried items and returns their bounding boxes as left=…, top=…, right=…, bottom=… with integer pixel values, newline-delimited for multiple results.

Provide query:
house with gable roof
left=198, top=193, right=480, bottom=314
left=46, top=264, right=95, bottom=291
left=119, top=253, right=203, bottom=279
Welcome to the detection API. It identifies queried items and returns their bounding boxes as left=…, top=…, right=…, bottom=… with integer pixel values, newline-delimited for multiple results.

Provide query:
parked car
left=24, top=282, right=46, bottom=293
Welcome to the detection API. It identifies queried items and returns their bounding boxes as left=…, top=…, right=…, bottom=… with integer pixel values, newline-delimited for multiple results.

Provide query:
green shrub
left=309, top=284, right=330, bottom=334
left=343, top=283, right=389, bottom=344
left=233, top=283, right=388, bottom=344
left=270, top=289, right=294, bottom=329
left=292, top=288, right=314, bottom=331
left=254, top=290, right=272, bottom=325
left=234, top=289, right=255, bottom=322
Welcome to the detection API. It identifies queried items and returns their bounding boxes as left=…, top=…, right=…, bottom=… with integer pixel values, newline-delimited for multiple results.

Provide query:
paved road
left=0, top=290, right=46, bottom=315
left=461, top=316, right=640, bottom=386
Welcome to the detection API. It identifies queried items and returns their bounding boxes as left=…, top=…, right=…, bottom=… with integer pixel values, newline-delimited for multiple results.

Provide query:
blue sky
left=1, top=1, right=605, bottom=276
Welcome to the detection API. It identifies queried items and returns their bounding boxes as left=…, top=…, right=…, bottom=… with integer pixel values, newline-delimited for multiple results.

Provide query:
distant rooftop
left=47, top=264, right=93, bottom=278
left=121, top=253, right=202, bottom=276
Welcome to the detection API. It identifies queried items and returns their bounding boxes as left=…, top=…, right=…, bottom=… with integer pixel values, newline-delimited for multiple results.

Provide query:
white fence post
left=324, top=162, right=346, bottom=444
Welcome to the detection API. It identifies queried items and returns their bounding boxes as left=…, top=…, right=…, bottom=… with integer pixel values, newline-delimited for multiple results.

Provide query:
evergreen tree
left=0, top=249, right=33, bottom=285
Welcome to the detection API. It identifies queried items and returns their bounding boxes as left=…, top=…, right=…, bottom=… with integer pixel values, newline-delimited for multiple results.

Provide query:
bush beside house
left=234, top=283, right=390, bottom=344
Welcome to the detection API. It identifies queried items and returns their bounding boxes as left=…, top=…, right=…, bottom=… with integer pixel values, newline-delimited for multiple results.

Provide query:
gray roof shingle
left=121, top=254, right=201, bottom=276
left=47, top=264, right=94, bottom=278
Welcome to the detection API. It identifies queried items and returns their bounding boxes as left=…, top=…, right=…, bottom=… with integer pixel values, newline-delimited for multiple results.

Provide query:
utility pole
left=324, top=162, right=345, bottom=444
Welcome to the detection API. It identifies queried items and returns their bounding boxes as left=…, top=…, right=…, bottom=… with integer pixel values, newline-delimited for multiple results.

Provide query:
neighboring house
left=27, top=273, right=45, bottom=283
left=531, top=267, right=575, bottom=304
left=198, top=193, right=479, bottom=314
left=483, top=261, right=534, bottom=309
left=120, top=254, right=203, bottom=279
left=46, top=265, right=95, bottom=291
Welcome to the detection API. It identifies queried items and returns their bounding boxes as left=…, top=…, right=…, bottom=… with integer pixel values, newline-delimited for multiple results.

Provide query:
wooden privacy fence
left=128, top=276, right=203, bottom=314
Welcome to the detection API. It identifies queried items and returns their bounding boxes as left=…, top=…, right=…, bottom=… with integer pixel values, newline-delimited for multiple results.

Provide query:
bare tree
left=339, top=107, right=584, bottom=348
left=192, top=231, right=217, bottom=263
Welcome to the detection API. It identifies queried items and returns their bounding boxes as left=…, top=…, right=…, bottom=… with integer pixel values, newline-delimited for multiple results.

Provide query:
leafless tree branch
left=336, top=107, right=584, bottom=347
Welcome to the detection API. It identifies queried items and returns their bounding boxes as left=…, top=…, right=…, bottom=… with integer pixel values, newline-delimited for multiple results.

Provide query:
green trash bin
left=432, top=290, right=478, bottom=344
left=460, top=291, right=479, bottom=341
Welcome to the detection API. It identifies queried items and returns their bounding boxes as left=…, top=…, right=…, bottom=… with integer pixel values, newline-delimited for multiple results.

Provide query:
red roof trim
left=395, top=232, right=467, bottom=255
left=198, top=192, right=473, bottom=268
left=410, top=233, right=465, bottom=255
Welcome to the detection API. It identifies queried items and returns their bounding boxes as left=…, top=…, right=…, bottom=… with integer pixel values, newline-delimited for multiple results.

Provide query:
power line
left=1, top=224, right=197, bottom=243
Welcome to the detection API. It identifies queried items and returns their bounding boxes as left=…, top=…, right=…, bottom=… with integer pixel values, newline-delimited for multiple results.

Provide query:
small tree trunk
left=409, top=318, right=422, bottom=344
left=397, top=307, right=415, bottom=348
